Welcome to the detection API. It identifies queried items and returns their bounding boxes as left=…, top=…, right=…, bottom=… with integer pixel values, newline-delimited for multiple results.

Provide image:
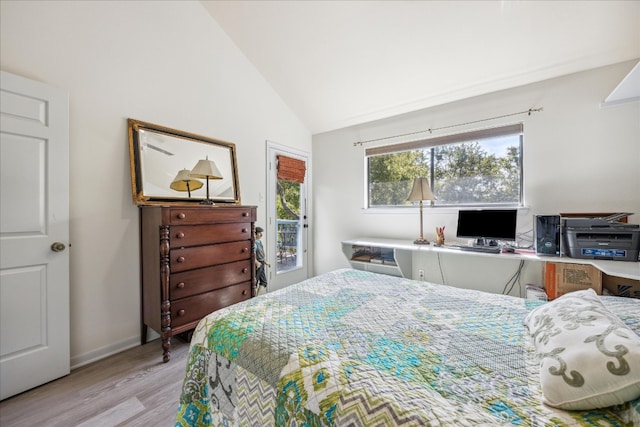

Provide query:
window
left=366, top=124, right=523, bottom=207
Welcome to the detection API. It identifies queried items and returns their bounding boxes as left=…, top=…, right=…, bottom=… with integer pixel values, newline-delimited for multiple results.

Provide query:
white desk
left=342, top=237, right=640, bottom=281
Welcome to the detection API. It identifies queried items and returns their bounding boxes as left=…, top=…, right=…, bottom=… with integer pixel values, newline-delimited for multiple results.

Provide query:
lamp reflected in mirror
left=170, top=169, right=203, bottom=198
left=190, top=156, right=223, bottom=205
left=407, top=177, right=436, bottom=245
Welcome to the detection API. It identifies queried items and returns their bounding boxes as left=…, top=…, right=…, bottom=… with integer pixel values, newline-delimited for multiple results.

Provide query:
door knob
left=51, top=242, right=66, bottom=252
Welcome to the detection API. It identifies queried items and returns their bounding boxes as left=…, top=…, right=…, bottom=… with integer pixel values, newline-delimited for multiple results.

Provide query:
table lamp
left=407, top=177, right=435, bottom=244
left=190, top=156, right=223, bottom=205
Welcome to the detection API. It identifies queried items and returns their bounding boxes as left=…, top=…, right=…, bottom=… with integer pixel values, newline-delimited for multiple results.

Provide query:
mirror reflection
left=129, top=119, right=241, bottom=205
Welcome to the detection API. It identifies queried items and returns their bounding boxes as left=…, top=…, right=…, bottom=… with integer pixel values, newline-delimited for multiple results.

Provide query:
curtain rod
left=353, top=107, right=543, bottom=147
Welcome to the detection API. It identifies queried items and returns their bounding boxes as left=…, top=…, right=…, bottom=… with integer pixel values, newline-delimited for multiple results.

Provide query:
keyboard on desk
left=451, top=245, right=502, bottom=254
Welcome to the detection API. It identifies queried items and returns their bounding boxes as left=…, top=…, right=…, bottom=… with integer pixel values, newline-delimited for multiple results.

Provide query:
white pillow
left=525, top=288, right=640, bottom=410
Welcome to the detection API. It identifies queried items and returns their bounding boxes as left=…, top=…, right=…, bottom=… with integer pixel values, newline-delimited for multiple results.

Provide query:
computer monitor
left=456, top=209, right=518, bottom=245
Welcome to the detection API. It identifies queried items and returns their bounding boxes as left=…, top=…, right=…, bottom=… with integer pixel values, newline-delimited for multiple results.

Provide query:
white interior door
left=266, top=142, right=309, bottom=291
left=0, top=71, right=70, bottom=400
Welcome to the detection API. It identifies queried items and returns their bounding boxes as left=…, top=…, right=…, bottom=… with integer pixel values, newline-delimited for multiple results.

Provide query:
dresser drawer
left=171, top=223, right=251, bottom=247
left=168, top=207, right=255, bottom=225
left=170, top=259, right=251, bottom=299
left=171, top=240, right=251, bottom=273
left=171, top=281, right=252, bottom=328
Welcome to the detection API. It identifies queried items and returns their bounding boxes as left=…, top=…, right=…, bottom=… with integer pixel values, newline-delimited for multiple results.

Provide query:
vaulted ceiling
left=202, top=1, right=640, bottom=134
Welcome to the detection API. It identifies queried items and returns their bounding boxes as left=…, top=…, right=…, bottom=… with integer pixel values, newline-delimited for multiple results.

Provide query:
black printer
left=563, top=213, right=640, bottom=262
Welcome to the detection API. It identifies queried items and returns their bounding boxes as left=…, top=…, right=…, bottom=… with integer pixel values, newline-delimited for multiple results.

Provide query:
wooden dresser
left=140, top=205, right=257, bottom=362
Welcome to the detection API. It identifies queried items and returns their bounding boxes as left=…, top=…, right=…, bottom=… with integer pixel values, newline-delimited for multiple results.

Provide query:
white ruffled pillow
left=525, top=288, right=640, bottom=410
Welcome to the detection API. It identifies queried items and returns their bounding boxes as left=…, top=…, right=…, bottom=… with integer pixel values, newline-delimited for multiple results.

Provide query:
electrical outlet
left=418, top=269, right=425, bottom=280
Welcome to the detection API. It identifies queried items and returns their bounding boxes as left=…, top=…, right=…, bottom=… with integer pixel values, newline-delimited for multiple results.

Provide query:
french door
left=266, top=142, right=309, bottom=291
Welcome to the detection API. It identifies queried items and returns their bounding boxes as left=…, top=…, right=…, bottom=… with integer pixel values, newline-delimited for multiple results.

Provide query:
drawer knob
left=177, top=212, right=186, bottom=219
left=242, top=212, right=248, bottom=217
left=242, top=247, right=248, bottom=253
left=177, top=256, right=185, bottom=263
left=177, top=282, right=185, bottom=289
left=242, top=268, right=248, bottom=273
left=242, top=290, right=248, bottom=295
left=242, top=228, right=248, bottom=233
left=177, top=309, right=185, bottom=316
left=176, top=232, right=185, bottom=239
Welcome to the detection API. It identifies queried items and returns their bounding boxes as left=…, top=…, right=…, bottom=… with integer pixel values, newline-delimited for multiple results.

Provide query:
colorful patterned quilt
left=175, top=268, right=640, bottom=426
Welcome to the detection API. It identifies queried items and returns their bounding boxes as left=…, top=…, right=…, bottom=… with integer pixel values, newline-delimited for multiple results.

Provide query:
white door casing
left=0, top=71, right=70, bottom=400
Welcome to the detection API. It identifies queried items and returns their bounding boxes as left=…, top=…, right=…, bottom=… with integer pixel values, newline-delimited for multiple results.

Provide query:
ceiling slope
left=202, top=1, right=640, bottom=134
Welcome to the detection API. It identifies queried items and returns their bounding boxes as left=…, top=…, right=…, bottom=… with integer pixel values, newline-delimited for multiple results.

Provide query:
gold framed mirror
left=128, top=119, right=241, bottom=205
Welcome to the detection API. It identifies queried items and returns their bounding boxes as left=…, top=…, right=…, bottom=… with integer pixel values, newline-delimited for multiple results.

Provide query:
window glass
left=276, top=179, right=302, bottom=272
left=366, top=125, right=523, bottom=207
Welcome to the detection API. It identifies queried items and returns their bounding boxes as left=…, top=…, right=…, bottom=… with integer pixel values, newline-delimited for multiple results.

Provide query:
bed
left=175, top=268, right=640, bottom=426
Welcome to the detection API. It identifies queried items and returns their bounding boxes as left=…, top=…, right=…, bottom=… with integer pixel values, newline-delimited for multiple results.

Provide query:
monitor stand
left=474, top=238, right=498, bottom=247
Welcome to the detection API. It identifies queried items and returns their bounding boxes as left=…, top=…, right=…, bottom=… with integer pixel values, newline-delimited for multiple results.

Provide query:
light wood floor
left=0, top=338, right=191, bottom=427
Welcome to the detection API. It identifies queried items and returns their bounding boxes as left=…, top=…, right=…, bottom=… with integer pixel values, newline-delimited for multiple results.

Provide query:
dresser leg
left=162, top=336, right=171, bottom=363
left=141, top=324, right=148, bottom=345
left=160, top=296, right=171, bottom=362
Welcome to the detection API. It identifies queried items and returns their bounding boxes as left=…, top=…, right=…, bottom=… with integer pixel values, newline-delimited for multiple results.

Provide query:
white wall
left=1, top=1, right=311, bottom=367
left=313, top=60, right=640, bottom=293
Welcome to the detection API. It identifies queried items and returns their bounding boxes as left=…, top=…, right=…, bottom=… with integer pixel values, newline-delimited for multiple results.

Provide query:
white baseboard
left=70, top=335, right=143, bottom=370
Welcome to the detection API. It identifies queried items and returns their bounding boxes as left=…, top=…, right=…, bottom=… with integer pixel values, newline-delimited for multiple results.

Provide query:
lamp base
left=413, top=237, right=430, bottom=245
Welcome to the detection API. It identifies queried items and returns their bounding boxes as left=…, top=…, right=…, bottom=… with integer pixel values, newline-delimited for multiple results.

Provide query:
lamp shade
left=407, top=177, right=435, bottom=201
left=170, top=169, right=204, bottom=192
left=190, top=156, right=223, bottom=180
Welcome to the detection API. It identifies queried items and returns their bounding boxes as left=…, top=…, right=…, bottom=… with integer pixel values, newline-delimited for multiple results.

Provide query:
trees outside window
left=277, top=180, right=300, bottom=220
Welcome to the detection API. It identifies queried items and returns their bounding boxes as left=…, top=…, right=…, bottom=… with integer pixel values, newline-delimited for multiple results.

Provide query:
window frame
left=365, top=123, right=524, bottom=209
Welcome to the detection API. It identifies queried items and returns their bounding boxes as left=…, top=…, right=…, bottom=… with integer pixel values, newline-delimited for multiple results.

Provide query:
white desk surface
left=343, top=237, right=640, bottom=280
